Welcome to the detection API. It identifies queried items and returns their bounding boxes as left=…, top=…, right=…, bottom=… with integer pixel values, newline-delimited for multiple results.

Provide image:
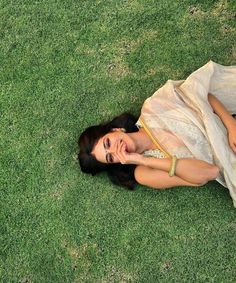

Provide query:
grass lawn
left=1, top=0, right=236, bottom=282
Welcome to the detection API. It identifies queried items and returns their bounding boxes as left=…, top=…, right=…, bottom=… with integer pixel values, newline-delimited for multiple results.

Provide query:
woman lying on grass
left=78, top=61, right=236, bottom=207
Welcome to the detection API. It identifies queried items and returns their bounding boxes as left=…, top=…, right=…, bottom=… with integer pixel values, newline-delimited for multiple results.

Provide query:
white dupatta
left=137, top=61, right=236, bottom=207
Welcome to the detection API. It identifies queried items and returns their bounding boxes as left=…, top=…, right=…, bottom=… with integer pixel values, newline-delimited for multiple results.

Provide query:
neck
left=128, top=128, right=156, bottom=153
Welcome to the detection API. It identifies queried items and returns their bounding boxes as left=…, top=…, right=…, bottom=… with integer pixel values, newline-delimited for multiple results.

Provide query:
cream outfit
left=136, top=61, right=236, bottom=207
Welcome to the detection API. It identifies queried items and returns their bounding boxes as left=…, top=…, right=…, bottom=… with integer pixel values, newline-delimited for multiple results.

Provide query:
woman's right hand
left=114, top=140, right=145, bottom=165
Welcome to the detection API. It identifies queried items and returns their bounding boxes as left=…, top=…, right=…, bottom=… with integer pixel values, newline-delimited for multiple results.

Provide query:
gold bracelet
left=169, top=155, right=177, bottom=177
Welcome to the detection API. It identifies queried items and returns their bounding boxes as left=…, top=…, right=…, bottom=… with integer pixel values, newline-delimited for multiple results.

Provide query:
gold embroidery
left=139, top=118, right=172, bottom=158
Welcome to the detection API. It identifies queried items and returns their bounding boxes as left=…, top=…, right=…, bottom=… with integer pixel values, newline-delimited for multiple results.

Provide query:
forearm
left=208, top=93, right=235, bottom=131
left=140, top=157, right=219, bottom=185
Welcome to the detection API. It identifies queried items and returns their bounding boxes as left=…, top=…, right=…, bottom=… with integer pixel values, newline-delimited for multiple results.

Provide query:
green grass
left=1, top=0, right=236, bottom=282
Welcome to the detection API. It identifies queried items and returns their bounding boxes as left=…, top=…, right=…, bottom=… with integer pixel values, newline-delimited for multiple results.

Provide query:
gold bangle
left=169, top=155, right=177, bottom=177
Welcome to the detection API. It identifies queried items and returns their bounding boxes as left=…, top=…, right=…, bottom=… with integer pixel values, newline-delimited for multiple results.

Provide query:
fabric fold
left=137, top=61, right=236, bottom=207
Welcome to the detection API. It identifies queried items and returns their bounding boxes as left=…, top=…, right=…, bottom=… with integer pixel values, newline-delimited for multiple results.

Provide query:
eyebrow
left=103, top=138, right=109, bottom=163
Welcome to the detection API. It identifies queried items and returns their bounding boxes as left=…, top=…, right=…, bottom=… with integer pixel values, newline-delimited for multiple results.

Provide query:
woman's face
left=91, top=129, right=135, bottom=164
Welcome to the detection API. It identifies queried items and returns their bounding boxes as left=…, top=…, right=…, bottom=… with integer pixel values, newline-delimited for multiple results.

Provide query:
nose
left=107, top=147, right=115, bottom=154
left=106, top=140, right=120, bottom=154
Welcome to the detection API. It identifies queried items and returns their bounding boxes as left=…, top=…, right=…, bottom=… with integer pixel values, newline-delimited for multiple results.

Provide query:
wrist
left=138, top=155, right=147, bottom=166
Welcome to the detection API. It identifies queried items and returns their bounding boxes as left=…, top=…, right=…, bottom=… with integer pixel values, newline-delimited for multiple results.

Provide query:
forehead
left=92, top=135, right=107, bottom=163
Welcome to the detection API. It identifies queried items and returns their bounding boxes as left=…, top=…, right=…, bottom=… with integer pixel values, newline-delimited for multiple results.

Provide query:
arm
left=115, top=140, right=219, bottom=185
left=134, top=165, right=204, bottom=189
left=139, top=157, right=219, bottom=185
left=208, top=93, right=236, bottom=153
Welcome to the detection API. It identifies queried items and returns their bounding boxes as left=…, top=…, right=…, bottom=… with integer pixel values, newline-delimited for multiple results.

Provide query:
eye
left=107, top=153, right=113, bottom=163
left=105, top=138, right=110, bottom=149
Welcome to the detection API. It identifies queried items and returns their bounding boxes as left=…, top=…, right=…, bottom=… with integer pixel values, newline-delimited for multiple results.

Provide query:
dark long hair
left=78, top=113, right=139, bottom=189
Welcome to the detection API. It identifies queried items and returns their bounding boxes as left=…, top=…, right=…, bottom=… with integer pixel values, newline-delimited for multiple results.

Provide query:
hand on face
left=92, top=129, right=144, bottom=165
left=114, top=139, right=143, bottom=165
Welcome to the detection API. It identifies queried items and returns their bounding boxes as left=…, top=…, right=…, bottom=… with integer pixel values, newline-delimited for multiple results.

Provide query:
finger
left=115, top=141, right=127, bottom=163
left=115, top=140, right=123, bottom=154
left=114, top=141, right=125, bottom=163
left=117, top=140, right=126, bottom=155
left=118, top=147, right=127, bottom=163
